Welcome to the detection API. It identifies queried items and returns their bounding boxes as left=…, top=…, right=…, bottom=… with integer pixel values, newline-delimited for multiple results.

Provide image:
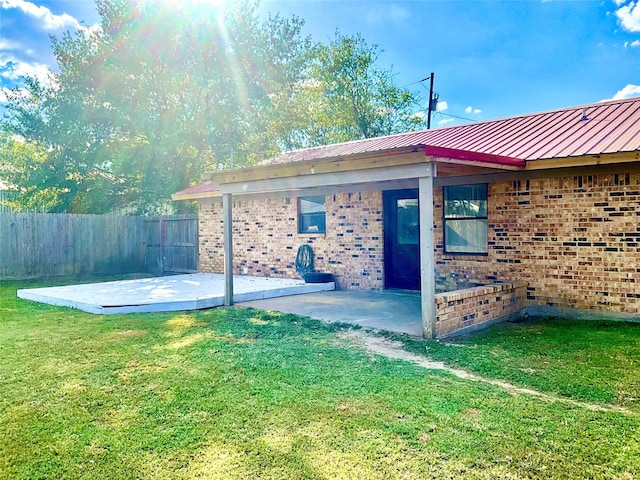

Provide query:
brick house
left=174, top=97, right=640, bottom=338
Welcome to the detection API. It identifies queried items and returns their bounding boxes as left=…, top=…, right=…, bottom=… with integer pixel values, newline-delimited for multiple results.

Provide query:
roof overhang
left=172, top=181, right=221, bottom=201
left=525, top=150, right=640, bottom=170
left=423, top=146, right=525, bottom=169
left=173, top=145, right=525, bottom=201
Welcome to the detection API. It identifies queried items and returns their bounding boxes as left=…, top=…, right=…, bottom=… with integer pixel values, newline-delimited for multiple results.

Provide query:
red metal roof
left=423, top=146, right=524, bottom=168
left=264, top=97, right=640, bottom=165
left=174, top=97, right=640, bottom=199
left=173, top=181, right=220, bottom=198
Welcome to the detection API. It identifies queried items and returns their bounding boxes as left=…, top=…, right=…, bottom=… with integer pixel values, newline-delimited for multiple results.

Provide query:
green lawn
left=391, top=317, right=640, bottom=409
left=1, top=279, right=639, bottom=479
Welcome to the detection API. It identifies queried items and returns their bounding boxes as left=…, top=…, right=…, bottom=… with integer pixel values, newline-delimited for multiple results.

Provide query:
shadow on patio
left=238, top=289, right=422, bottom=337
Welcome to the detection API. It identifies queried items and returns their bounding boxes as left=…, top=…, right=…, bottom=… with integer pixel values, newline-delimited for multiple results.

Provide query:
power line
left=404, top=74, right=479, bottom=125
left=401, top=76, right=431, bottom=88
left=412, top=74, right=438, bottom=129
left=434, top=111, right=478, bottom=123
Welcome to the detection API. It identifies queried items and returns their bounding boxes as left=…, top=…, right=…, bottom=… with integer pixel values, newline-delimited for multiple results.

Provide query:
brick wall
left=198, top=191, right=385, bottom=290
left=435, top=171, right=640, bottom=315
left=435, top=282, right=527, bottom=337
left=197, top=169, right=639, bottom=316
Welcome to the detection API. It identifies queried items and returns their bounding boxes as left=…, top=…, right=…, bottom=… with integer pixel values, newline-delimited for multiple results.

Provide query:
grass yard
left=391, top=318, right=640, bottom=409
left=1, top=279, right=639, bottom=479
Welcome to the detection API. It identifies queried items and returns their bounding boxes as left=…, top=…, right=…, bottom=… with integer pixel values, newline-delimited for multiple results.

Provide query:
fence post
left=160, top=216, right=166, bottom=275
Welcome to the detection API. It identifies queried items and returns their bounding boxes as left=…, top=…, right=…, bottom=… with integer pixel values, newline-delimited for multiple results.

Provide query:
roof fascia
left=436, top=161, right=640, bottom=187
left=424, top=145, right=525, bottom=169
left=217, top=163, right=432, bottom=195
left=184, top=179, right=421, bottom=204
left=175, top=157, right=640, bottom=201
left=208, top=148, right=425, bottom=185
left=525, top=151, right=640, bottom=170
left=172, top=189, right=221, bottom=201
left=208, top=145, right=524, bottom=186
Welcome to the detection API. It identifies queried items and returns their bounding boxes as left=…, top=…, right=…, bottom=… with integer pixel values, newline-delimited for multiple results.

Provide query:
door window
left=396, top=199, right=419, bottom=245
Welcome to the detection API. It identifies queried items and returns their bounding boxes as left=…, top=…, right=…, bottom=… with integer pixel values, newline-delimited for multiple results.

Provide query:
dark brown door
left=384, top=189, right=420, bottom=290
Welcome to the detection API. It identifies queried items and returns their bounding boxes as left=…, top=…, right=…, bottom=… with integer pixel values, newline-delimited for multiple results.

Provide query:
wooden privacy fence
left=144, top=216, right=199, bottom=275
left=0, top=213, right=198, bottom=280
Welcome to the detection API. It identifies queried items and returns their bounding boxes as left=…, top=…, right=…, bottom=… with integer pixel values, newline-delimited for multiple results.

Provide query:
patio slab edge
left=233, top=282, right=335, bottom=303
left=17, top=277, right=335, bottom=315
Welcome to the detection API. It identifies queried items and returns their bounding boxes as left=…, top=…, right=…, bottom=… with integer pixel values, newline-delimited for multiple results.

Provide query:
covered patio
left=239, top=289, right=423, bottom=336
left=176, top=144, right=525, bottom=339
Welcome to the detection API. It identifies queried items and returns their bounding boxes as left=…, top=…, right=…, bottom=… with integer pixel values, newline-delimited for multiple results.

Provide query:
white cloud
left=438, top=118, right=454, bottom=126
left=0, top=39, right=21, bottom=51
left=612, top=84, right=640, bottom=99
left=624, top=39, right=640, bottom=47
left=1, top=0, right=84, bottom=31
left=0, top=54, right=51, bottom=85
left=465, top=106, right=482, bottom=114
left=615, top=0, right=640, bottom=32
left=436, top=100, right=448, bottom=111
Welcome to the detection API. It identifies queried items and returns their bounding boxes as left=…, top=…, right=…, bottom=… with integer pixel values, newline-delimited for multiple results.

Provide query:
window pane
left=444, top=185, right=487, bottom=218
left=299, top=196, right=326, bottom=234
left=300, top=213, right=326, bottom=233
left=445, top=219, right=488, bottom=254
left=299, top=196, right=326, bottom=214
left=397, top=199, right=419, bottom=244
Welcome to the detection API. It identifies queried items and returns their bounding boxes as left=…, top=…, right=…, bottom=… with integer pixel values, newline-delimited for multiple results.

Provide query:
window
left=443, top=184, right=488, bottom=254
left=396, top=198, right=419, bottom=245
left=298, top=195, right=326, bottom=234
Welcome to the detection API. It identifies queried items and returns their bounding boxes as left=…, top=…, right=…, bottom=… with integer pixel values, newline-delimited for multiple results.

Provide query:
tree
left=2, top=0, right=312, bottom=214
left=281, top=32, right=426, bottom=148
left=1, top=5, right=425, bottom=214
left=0, top=131, right=54, bottom=212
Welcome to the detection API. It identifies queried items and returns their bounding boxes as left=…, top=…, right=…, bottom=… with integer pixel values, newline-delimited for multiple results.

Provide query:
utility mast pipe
left=427, top=72, right=434, bottom=130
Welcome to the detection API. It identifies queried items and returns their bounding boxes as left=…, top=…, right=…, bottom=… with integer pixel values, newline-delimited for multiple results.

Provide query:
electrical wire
left=401, top=77, right=430, bottom=88
left=434, top=111, right=478, bottom=123
left=403, top=75, right=479, bottom=124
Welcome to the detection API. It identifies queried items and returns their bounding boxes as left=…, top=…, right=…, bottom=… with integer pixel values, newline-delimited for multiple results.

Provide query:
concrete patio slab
left=238, top=289, right=422, bottom=337
left=17, top=274, right=335, bottom=315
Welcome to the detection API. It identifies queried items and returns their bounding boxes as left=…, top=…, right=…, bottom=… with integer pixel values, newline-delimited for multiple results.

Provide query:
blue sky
left=1, top=0, right=639, bottom=127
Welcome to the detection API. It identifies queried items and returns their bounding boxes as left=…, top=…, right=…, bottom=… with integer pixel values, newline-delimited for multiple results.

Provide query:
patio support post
left=419, top=164, right=437, bottom=339
left=223, top=193, right=234, bottom=306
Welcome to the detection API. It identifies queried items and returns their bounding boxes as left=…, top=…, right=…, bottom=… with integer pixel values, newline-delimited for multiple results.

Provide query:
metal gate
left=145, top=215, right=198, bottom=275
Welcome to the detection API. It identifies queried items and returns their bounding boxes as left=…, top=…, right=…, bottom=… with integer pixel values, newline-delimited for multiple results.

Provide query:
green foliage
left=1, top=4, right=427, bottom=214
left=2, top=0, right=313, bottom=214
left=0, top=131, right=58, bottom=211
left=1, top=279, right=639, bottom=478
left=295, top=31, right=427, bottom=146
